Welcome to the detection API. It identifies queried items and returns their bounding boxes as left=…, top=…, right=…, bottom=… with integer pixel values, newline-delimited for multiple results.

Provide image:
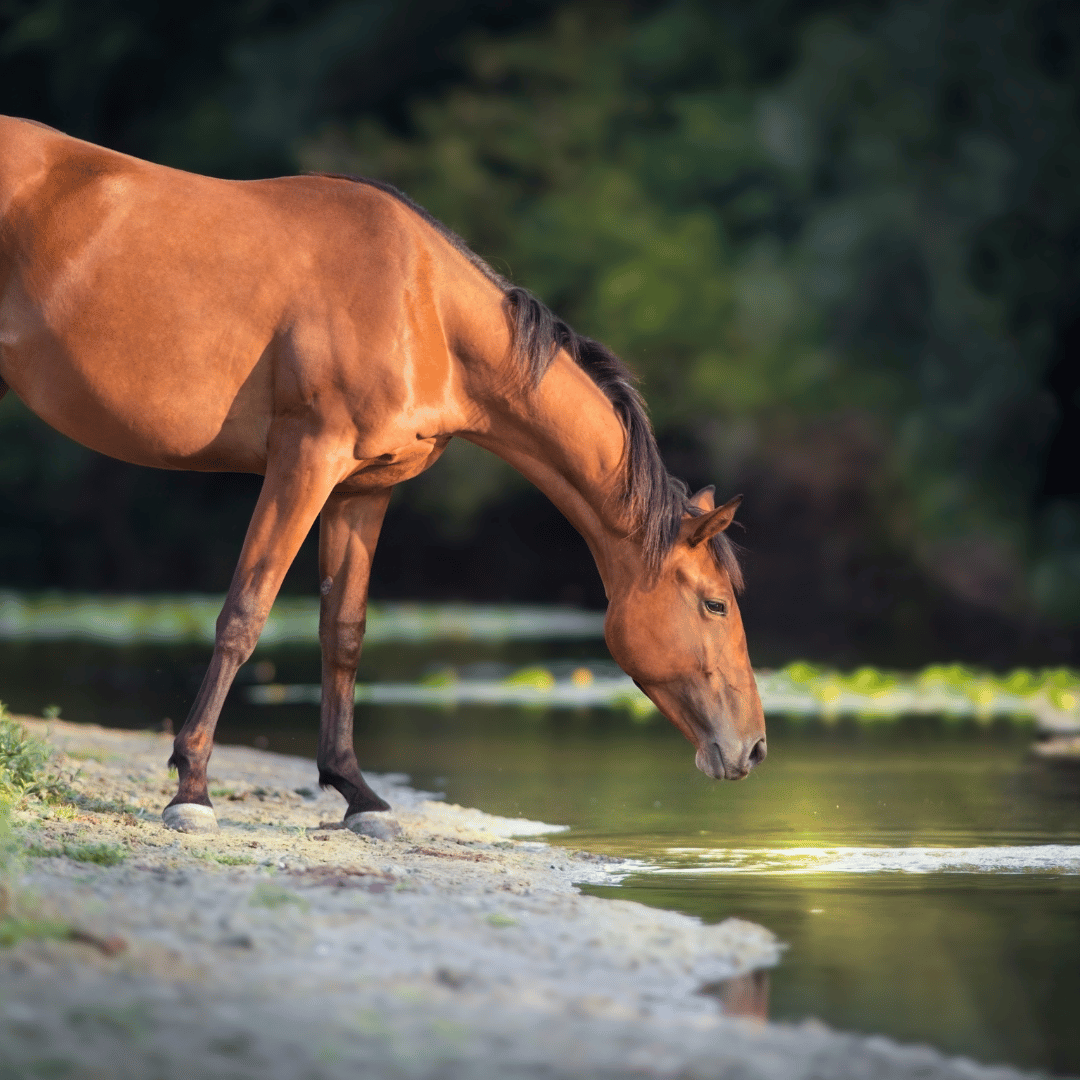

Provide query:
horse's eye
left=704, top=598, right=728, bottom=616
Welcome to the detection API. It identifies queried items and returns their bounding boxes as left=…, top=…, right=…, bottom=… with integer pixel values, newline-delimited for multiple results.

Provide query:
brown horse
left=0, top=116, right=765, bottom=833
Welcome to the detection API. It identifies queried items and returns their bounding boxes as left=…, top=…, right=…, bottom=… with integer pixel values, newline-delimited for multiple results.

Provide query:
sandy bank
left=0, top=719, right=1038, bottom=1079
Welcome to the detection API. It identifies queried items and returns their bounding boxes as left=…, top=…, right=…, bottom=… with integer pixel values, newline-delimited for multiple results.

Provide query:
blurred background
left=1, top=0, right=1078, bottom=668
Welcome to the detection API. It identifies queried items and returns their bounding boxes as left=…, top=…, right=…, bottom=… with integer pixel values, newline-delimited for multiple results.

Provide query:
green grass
left=26, top=842, right=126, bottom=866
left=249, top=882, right=308, bottom=911
left=0, top=705, right=52, bottom=801
left=0, top=914, right=71, bottom=947
left=212, top=853, right=255, bottom=866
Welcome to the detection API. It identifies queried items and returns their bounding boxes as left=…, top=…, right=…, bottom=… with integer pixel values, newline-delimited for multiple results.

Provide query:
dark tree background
left=1, top=0, right=1078, bottom=668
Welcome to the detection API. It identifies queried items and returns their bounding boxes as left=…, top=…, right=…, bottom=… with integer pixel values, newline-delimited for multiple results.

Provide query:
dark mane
left=316, top=173, right=742, bottom=587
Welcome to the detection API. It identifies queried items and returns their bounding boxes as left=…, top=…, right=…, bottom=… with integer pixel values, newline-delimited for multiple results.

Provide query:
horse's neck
left=463, top=348, right=640, bottom=591
left=0, top=118, right=54, bottom=218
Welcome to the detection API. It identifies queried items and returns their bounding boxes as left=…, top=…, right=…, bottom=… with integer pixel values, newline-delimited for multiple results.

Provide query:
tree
left=305, top=0, right=1080, bottom=630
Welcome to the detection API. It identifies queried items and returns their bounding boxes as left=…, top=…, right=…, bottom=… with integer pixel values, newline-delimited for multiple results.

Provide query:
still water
left=1, top=638, right=1079, bottom=1075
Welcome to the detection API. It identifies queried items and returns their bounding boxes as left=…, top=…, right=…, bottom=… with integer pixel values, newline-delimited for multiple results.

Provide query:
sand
left=0, top=718, right=1040, bottom=1079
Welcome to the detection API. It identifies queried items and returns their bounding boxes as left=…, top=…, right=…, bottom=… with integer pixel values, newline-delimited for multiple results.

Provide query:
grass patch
left=193, top=849, right=256, bottom=866
left=0, top=914, right=71, bottom=947
left=64, top=749, right=114, bottom=764
left=0, top=706, right=52, bottom=801
left=0, top=704, right=79, bottom=809
left=26, top=842, right=126, bottom=866
left=249, top=882, right=308, bottom=911
left=0, top=716, right=83, bottom=939
left=213, top=853, right=255, bottom=866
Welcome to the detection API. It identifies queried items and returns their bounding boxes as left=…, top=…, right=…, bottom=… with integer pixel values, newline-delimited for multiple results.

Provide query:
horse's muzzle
left=695, top=737, right=767, bottom=780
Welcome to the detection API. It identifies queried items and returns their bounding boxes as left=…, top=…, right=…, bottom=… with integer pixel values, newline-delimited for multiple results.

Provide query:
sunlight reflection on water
left=650, top=845, right=1080, bottom=874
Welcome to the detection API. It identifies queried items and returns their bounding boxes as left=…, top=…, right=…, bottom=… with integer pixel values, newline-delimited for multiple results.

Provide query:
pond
left=1, top=624, right=1078, bottom=1076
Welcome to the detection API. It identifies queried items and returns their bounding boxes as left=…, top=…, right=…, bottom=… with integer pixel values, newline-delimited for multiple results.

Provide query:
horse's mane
left=317, top=173, right=742, bottom=588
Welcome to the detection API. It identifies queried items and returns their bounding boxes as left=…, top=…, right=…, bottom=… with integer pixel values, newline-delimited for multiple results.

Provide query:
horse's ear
left=687, top=495, right=742, bottom=547
left=687, top=485, right=716, bottom=512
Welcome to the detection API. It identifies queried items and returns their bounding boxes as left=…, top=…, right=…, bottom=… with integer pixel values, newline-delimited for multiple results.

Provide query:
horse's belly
left=0, top=279, right=271, bottom=472
left=0, top=329, right=268, bottom=473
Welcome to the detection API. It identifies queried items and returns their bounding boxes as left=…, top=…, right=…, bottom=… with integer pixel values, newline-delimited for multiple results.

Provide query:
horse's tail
left=0, top=377, right=8, bottom=402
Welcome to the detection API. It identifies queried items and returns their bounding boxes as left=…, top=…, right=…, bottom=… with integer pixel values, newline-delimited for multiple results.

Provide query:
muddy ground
left=0, top=718, right=1040, bottom=1079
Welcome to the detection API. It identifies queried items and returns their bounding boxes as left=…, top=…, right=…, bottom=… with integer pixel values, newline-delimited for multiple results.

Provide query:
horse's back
left=0, top=121, right=450, bottom=474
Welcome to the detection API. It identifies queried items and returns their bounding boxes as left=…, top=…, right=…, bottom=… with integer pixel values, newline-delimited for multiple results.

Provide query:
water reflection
left=1, top=639, right=1079, bottom=1073
left=699, top=969, right=770, bottom=1022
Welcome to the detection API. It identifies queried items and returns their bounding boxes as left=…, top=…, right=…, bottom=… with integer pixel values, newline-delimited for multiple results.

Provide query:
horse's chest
left=337, top=434, right=451, bottom=492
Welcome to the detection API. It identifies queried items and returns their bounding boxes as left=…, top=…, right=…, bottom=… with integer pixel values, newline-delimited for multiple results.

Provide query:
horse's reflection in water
left=699, top=969, right=771, bottom=1022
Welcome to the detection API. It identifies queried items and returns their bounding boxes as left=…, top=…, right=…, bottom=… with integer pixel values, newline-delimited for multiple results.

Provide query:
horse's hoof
left=162, top=803, right=219, bottom=833
left=345, top=811, right=402, bottom=841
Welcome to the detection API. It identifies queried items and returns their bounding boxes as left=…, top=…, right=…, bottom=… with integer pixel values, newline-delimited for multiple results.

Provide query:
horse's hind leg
left=163, top=437, right=343, bottom=833
left=316, top=488, right=395, bottom=828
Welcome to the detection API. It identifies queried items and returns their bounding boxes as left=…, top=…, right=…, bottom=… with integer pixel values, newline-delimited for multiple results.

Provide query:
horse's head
left=604, top=487, right=766, bottom=780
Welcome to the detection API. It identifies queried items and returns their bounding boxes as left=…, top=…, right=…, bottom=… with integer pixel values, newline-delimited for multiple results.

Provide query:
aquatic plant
left=0, top=593, right=604, bottom=645
left=502, top=667, right=556, bottom=691
left=250, top=660, right=1080, bottom=724
left=757, top=663, right=1080, bottom=723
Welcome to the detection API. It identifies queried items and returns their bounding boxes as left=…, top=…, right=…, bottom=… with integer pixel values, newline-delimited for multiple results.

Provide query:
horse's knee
left=320, top=617, right=365, bottom=672
left=214, top=605, right=263, bottom=664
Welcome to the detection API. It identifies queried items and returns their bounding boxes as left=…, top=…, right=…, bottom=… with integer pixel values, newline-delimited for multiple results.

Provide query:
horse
left=0, top=115, right=766, bottom=834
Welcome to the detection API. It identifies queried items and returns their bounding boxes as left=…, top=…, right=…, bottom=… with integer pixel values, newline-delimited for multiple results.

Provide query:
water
left=1, top=636, right=1079, bottom=1074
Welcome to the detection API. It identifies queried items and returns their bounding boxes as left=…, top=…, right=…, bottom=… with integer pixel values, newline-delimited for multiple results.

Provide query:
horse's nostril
left=749, top=738, right=767, bottom=766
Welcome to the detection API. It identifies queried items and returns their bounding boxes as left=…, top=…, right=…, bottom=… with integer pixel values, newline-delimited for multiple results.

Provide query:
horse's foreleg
left=316, top=488, right=393, bottom=822
left=164, top=441, right=343, bottom=833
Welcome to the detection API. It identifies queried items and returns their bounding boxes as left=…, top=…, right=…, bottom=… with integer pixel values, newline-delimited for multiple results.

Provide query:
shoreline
left=0, top=718, right=1039, bottom=1079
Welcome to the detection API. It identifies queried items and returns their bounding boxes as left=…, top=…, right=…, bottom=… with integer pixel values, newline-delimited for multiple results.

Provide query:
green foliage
left=0, top=705, right=51, bottom=801
left=305, top=0, right=1080, bottom=624
left=1, top=0, right=1078, bottom=644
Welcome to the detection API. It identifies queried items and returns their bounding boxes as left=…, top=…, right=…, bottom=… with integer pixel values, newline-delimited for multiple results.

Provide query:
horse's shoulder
left=1, top=115, right=63, bottom=135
